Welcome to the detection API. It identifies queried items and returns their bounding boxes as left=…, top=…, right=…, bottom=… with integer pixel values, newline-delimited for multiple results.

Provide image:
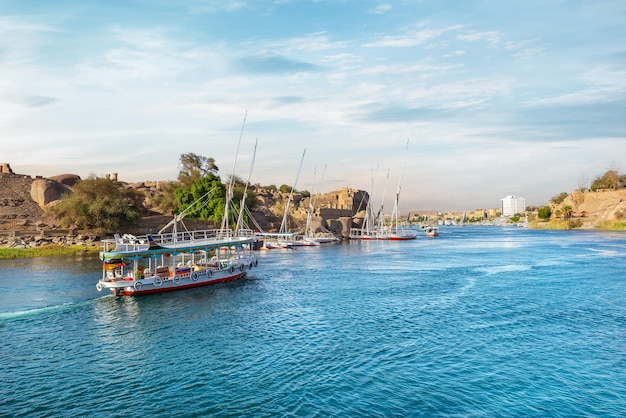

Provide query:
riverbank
left=531, top=219, right=626, bottom=230
left=0, top=243, right=100, bottom=260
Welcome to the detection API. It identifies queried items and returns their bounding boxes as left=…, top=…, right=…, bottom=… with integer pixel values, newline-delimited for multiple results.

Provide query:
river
left=1, top=226, right=625, bottom=416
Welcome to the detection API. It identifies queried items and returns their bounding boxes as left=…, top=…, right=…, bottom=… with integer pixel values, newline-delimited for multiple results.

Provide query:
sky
left=1, top=0, right=625, bottom=212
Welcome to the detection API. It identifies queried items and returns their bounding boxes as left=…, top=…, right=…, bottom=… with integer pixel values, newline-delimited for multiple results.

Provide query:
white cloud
left=456, top=29, right=502, bottom=45
left=368, top=4, right=392, bottom=15
left=2, top=2, right=625, bottom=211
left=252, top=32, right=351, bottom=54
left=188, top=0, right=249, bottom=14
left=525, top=66, right=626, bottom=107
left=364, top=24, right=464, bottom=48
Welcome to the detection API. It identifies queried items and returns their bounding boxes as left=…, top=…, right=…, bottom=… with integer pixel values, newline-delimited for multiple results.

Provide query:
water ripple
left=1, top=228, right=626, bottom=416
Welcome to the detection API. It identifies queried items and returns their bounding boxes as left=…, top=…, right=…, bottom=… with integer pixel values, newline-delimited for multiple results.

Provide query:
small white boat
left=425, top=226, right=439, bottom=237
left=389, top=228, right=417, bottom=240
left=96, top=229, right=257, bottom=296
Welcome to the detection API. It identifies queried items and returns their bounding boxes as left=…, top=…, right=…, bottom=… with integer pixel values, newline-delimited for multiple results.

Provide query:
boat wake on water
left=0, top=296, right=110, bottom=322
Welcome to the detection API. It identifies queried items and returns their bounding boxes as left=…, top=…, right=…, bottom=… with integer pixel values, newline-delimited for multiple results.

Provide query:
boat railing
left=151, top=229, right=227, bottom=245
left=215, top=229, right=233, bottom=239
left=102, top=228, right=256, bottom=253
left=101, top=239, right=117, bottom=253
left=102, top=236, right=150, bottom=253
left=235, top=229, right=255, bottom=238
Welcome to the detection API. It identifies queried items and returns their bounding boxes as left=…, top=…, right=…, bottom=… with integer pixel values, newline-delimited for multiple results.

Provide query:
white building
left=501, top=195, right=526, bottom=216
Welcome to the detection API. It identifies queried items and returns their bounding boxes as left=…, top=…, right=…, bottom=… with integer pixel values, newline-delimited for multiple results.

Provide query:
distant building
left=501, top=195, right=526, bottom=216
left=466, top=209, right=486, bottom=220
left=0, top=162, right=14, bottom=174
left=487, top=208, right=500, bottom=219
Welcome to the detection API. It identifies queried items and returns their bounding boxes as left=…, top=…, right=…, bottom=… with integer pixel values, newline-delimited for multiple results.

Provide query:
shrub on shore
left=595, top=220, right=626, bottom=231
left=0, top=244, right=99, bottom=260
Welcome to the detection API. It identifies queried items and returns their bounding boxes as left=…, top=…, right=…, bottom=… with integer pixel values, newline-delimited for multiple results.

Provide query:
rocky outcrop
left=247, top=186, right=366, bottom=236
left=30, top=178, right=73, bottom=207
left=49, top=174, right=81, bottom=187
left=0, top=233, right=100, bottom=249
left=552, top=189, right=626, bottom=228
left=2, top=167, right=369, bottom=240
left=0, top=174, right=56, bottom=229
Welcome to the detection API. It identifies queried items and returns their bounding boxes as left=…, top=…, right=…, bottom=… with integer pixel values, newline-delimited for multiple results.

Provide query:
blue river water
left=1, top=226, right=625, bottom=417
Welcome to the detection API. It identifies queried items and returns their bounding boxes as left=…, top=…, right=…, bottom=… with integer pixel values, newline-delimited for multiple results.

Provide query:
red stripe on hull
left=115, top=272, right=247, bottom=296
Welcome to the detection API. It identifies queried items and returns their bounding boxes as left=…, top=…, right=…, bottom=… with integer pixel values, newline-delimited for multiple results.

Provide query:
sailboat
left=389, top=139, right=417, bottom=241
left=258, top=148, right=307, bottom=249
left=350, top=168, right=379, bottom=239
left=302, top=165, right=340, bottom=244
left=373, top=168, right=391, bottom=240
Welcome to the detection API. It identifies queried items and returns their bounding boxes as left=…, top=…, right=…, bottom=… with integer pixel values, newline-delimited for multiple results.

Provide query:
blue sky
left=1, top=0, right=625, bottom=211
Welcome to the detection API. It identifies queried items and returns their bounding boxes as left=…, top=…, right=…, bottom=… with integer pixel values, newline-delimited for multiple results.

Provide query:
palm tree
left=561, top=205, right=573, bottom=219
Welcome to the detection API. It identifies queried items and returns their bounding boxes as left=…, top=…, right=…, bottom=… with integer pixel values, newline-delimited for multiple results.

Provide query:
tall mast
left=377, top=168, right=390, bottom=230
left=393, top=139, right=410, bottom=233
left=221, top=110, right=247, bottom=232
left=305, top=164, right=327, bottom=237
left=362, top=166, right=376, bottom=235
left=280, top=148, right=306, bottom=234
left=235, top=138, right=258, bottom=232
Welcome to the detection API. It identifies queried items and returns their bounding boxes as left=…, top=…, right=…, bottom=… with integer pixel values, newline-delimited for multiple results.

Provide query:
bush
left=537, top=206, right=552, bottom=220
left=550, top=192, right=568, bottom=205
left=49, top=175, right=140, bottom=232
left=151, top=181, right=180, bottom=215
left=567, top=219, right=583, bottom=229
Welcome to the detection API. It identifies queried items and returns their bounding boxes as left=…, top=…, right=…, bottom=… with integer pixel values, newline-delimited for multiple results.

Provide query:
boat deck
left=101, top=228, right=256, bottom=258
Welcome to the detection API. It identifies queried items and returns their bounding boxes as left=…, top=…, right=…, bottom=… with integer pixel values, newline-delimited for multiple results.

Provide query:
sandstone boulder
left=49, top=174, right=81, bottom=187
left=30, top=179, right=72, bottom=207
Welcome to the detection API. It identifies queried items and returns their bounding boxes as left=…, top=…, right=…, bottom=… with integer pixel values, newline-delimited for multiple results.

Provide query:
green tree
left=50, top=175, right=139, bottom=232
left=591, top=169, right=622, bottom=191
left=175, top=174, right=225, bottom=223
left=550, top=192, right=568, bottom=205
left=279, top=184, right=292, bottom=193
left=178, top=153, right=219, bottom=188
left=537, top=206, right=552, bottom=220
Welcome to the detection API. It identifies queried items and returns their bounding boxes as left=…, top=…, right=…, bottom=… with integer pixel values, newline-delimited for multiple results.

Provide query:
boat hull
left=98, top=262, right=256, bottom=296
left=389, top=235, right=417, bottom=240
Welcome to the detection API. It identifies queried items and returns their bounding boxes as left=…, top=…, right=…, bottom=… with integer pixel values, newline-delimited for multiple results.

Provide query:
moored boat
left=97, top=229, right=257, bottom=296
left=425, top=226, right=439, bottom=237
left=388, top=140, right=416, bottom=241
left=389, top=228, right=417, bottom=240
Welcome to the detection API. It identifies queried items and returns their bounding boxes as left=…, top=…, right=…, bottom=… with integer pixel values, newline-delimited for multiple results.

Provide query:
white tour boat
left=97, top=229, right=257, bottom=296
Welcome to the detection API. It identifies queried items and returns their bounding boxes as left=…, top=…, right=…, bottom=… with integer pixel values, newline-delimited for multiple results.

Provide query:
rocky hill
left=0, top=165, right=365, bottom=244
left=549, top=189, right=626, bottom=228
left=5, top=163, right=623, bottom=243
left=0, top=174, right=56, bottom=229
